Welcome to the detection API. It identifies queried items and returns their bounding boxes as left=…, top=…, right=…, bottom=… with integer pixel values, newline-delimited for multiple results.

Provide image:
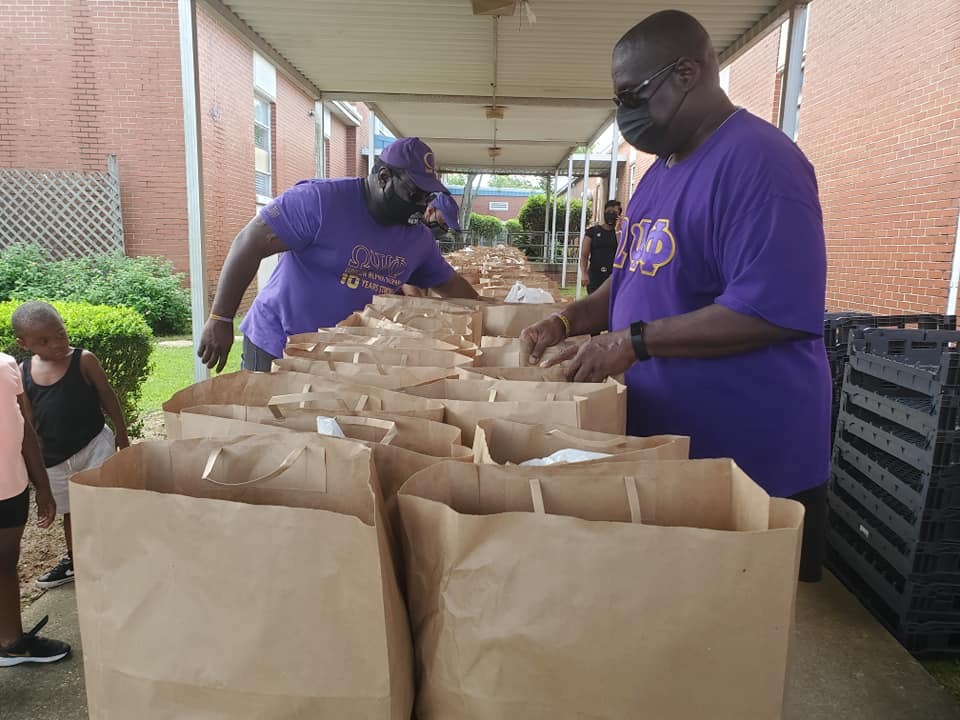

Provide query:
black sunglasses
left=612, top=60, right=678, bottom=108
left=391, top=170, right=437, bottom=205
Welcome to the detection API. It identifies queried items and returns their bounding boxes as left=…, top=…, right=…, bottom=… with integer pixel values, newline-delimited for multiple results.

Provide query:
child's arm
left=18, top=394, right=55, bottom=528
left=80, top=351, right=130, bottom=449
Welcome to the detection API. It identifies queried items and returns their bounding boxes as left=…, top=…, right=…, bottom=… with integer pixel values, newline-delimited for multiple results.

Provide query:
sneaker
left=36, top=556, right=74, bottom=588
left=0, top=616, right=71, bottom=667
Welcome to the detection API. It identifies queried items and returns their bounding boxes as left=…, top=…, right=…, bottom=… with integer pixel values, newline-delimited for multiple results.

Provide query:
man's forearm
left=432, top=273, right=479, bottom=300
left=562, top=281, right=610, bottom=336
left=211, top=219, right=287, bottom=317
left=644, top=304, right=808, bottom=358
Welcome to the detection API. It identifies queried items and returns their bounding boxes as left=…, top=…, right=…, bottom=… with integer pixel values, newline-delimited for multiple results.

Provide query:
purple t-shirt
left=241, top=178, right=455, bottom=357
left=610, top=110, right=831, bottom=498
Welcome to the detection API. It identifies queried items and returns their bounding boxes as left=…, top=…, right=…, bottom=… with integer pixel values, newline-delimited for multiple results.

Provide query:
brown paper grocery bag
left=480, top=302, right=567, bottom=337
left=456, top=365, right=570, bottom=382
left=71, top=434, right=413, bottom=719
left=472, top=417, right=689, bottom=464
left=286, top=330, right=469, bottom=355
left=329, top=317, right=478, bottom=352
left=368, top=297, right=482, bottom=345
left=288, top=344, right=473, bottom=369
left=473, top=337, right=584, bottom=367
left=179, top=404, right=472, bottom=459
left=163, top=371, right=445, bottom=438
left=403, top=378, right=626, bottom=444
left=172, top=410, right=472, bottom=541
left=271, top=356, right=455, bottom=389
left=398, top=459, right=804, bottom=720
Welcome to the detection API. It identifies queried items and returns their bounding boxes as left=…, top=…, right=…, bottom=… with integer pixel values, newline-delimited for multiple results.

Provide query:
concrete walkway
left=2, top=574, right=958, bottom=719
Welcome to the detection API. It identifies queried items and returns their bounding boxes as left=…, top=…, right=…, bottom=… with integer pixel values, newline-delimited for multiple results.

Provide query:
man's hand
left=198, top=318, right=235, bottom=373
left=520, top=315, right=568, bottom=366
left=544, top=328, right=636, bottom=383
left=35, top=486, right=56, bottom=529
left=580, top=273, right=589, bottom=288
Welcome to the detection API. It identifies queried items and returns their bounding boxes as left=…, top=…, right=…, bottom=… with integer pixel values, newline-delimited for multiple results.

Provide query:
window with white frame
left=488, top=201, right=509, bottom=211
left=254, top=96, right=273, bottom=203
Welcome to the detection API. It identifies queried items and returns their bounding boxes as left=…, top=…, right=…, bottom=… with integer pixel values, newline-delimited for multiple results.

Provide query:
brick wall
left=0, top=0, right=188, bottom=266
left=474, top=194, right=529, bottom=222
left=274, top=73, right=316, bottom=192
left=197, top=4, right=253, bottom=294
left=326, top=114, right=350, bottom=178
left=726, top=26, right=782, bottom=124
left=799, top=0, right=960, bottom=313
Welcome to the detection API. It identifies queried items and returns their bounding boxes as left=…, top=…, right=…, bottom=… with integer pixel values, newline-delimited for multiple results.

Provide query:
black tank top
left=23, top=349, right=105, bottom=467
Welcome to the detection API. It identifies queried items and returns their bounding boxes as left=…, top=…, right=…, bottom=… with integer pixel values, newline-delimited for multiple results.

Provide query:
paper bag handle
left=545, top=427, right=629, bottom=451
left=529, top=478, right=546, bottom=515
left=336, top=394, right=370, bottom=412
left=335, top=416, right=398, bottom=445
left=321, top=346, right=387, bottom=374
left=202, top=445, right=307, bottom=487
left=624, top=476, right=642, bottom=523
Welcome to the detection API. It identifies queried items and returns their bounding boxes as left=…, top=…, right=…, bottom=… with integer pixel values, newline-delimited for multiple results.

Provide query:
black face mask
left=426, top=221, right=447, bottom=240
left=618, top=100, right=668, bottom=156
left=382, top=178, right=426, bottom=226
left=604, top=211, right=619, bottom=225
left=615, top=62, right=683, bottom=157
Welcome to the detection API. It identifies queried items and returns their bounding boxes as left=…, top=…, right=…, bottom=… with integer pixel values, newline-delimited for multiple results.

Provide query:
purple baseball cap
left=431, top=193, right=462, bottom=233
left=379, top=137, right=448, bottom=195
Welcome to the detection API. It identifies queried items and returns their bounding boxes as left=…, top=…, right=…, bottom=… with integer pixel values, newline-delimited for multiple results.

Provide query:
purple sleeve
left=407, top=240, right=456, bottom=289
left=714, top=197, right=826, bottom=336
left=258, top=181, right=323, bottom=252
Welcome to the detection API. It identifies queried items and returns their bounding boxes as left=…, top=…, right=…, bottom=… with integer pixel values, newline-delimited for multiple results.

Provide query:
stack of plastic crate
left=828, top=328, right=960, bottom=657
left=823, top=314, right=956, bottom=446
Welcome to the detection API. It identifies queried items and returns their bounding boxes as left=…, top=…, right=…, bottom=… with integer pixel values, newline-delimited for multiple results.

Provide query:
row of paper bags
left=71, top=411, right=804, bottom=719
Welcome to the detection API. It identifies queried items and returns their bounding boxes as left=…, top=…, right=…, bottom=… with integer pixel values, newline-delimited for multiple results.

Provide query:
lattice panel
left=0, top=155, right=124, bottom=259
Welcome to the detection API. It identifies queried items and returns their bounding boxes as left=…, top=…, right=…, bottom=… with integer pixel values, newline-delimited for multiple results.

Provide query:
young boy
left=12, top=302, right=130, bottom=588
left=0, top=351, right=70, bottom=665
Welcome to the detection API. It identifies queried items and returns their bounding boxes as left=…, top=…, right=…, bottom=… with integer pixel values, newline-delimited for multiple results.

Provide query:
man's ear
left=674, top=56, right=701, bottom=91
left=377, top=167, right=392, bottom=189
left=15, top=337, right=28, bottom=351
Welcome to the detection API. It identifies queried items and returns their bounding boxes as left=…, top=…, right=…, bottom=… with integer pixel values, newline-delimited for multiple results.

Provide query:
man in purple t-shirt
left=197, top=137, right=478, bottom=372
left=521, top=10, right=831, bottom=582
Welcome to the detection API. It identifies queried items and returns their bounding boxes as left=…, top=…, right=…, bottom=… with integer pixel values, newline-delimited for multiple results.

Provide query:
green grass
left=924, top=660, right=960, bottom=703
left=138, top=343, right=240, bottom=415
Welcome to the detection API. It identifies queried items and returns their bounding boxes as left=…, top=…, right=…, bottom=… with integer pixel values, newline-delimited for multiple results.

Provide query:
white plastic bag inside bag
left=505, top=281, right=554, bottom=304
left=519, top=448, right=613, bottom=466
left=316, top=417, right=347, bottom=438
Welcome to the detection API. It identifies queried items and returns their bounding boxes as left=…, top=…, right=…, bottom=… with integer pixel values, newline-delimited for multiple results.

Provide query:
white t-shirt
left=0, top=353, right=29, bottom=500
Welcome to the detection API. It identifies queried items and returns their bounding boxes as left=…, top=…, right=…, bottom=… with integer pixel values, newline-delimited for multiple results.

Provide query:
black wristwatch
left=630, top=321, right=651, bottom=361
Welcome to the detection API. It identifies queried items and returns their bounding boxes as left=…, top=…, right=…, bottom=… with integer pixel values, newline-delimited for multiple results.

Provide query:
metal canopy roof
left=208, top=0, right=797, bottom=172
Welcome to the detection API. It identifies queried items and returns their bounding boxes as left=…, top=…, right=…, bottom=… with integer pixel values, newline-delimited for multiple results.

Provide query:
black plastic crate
left=900, top=623, right=960, bottom=658
left=826, top=519, right=960, bottom=657
left=824, top=313, right=956, bottom=351
left=849, top=329, right=960, bottom=395
left=838, top=405, right=960, bottom=473
left=834, top=431, right=960, bottom=517
left=831, top=464, right=960, bottom=550
left=843, top=368, right=960, bottom=435
left=828, top=475, right=960, bottom=578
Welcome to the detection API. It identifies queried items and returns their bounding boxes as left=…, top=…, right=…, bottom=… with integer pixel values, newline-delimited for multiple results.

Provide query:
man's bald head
left=614, top=10, right=716, bottom=73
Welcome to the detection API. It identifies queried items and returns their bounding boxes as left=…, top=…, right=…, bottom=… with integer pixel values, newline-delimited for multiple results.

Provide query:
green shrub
left=468, top=213, right=504, bottom=242
left=518, top=194, right=591, bottom=234
left=0, top=244, right=191, bottom=336
left=504, top=219, right=522, bottom=234
left=0, top=300, right=154, bottom=437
